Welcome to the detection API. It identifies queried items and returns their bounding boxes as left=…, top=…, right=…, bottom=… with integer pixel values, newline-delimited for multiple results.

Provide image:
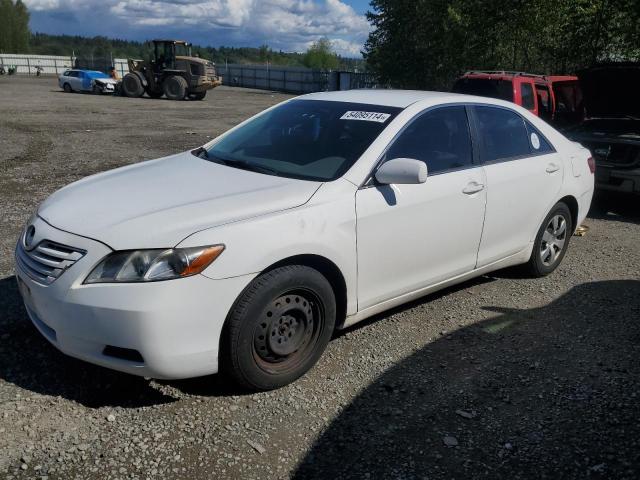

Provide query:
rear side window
left=525, top=121, right=554, bottom=154
left=521, top=83, right=535, bottom=110
left=385, top=106, right=473, bottom=174
left=474, top=106, right=531, bottom=162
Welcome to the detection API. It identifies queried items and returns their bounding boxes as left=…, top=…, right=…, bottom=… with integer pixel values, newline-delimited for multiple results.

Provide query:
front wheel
left=122, top=73, right=144, bottom=98
left=526, top=202, right=573, bottom=277
left=222, top=265, right=336, bottom=391
left=63, top=83, right=72, bottom=93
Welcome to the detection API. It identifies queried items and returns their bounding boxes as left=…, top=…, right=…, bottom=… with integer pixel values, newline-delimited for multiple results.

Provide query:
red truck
left=452, top=71, right=583, bottom=127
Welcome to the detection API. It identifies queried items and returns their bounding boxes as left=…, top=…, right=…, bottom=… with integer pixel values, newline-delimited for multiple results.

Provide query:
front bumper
left=191, top=76, right=223, bottom=92
left=14, top=217, right=255, bottom=379
left=94, top=82, right=116, bottom=94
left=595, top=166, right=640, bottom=195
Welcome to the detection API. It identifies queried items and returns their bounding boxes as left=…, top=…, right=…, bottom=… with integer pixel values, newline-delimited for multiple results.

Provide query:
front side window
left=384, top=106, right=473, bottom=174
left=474, top=106, right=531, bottom=162
left=521, top=82, right=535, bottom=110
left=204, top=100, right=401, bottom=181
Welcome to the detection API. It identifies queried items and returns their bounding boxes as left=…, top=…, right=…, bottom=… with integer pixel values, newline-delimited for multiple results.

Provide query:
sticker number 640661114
left=340, top=111, right=391, bottom=123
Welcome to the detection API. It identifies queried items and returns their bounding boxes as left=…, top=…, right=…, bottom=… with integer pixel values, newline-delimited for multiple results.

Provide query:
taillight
left=587, top=156, right=596, bottom=174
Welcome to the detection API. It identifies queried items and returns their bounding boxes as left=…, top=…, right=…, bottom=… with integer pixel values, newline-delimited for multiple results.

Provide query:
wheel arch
left=262, top=254, right=348, bottom=330
left=558, top=195, right=579, bottom=231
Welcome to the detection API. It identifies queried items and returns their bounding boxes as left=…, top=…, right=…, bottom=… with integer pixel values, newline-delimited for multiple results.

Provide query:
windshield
left=175, top=43, right=191, bottom=57
left=203, top=100, right=401, bottom=181
left=452, top=78, right=514, bottom=102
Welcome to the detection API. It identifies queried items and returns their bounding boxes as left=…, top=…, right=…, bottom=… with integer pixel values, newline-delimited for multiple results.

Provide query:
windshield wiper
left=194, top=148, right=280, bottom=176
left=192, top=146, right=209, bottom=159
left=221, top=159, right=281, bottom=176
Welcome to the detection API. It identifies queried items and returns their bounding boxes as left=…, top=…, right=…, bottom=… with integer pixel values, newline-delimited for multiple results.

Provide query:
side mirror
left=375, top=158, right=428, bottom=185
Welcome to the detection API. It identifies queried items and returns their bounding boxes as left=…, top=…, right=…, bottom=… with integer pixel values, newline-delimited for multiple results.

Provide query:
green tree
left=364, top=0, right=640, bottom=90
left=303, top=38, right=340, bottom=70
left=0, top=0, right=29, bottom=53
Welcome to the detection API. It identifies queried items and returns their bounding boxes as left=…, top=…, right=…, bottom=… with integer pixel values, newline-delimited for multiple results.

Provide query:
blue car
left=58, top=69, right=118, bottom=94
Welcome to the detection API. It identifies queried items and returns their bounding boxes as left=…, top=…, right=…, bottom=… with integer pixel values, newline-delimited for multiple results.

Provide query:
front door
left=356, top=105, right=487, bottom=310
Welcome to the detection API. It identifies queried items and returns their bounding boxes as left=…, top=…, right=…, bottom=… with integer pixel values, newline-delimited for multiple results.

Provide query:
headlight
left=84, top=245, right=224, bottom=284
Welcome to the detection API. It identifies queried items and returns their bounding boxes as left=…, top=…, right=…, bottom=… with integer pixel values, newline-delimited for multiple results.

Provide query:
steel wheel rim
left=540, top=214, right=567, bottom=266
left=252, top=289, right=324, bottom=374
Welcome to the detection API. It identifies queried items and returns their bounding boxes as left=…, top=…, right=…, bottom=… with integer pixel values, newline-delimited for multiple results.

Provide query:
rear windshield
left=204, top=100, right=401, bottom=181
left=453, top=78, right=514, bottom=102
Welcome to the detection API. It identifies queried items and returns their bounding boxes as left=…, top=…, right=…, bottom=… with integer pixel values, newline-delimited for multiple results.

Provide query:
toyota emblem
left=24, top=225, right=36, bottom=249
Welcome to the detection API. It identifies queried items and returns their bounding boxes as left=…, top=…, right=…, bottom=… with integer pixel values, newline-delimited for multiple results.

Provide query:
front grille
left=16, top=237, right=85, bottom=285
left=205, top=65, right=216, bottom=78
left=583, top=141, right=640, bottom=168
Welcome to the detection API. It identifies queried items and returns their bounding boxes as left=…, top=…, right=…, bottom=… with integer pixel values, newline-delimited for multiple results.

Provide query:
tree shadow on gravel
left=0, top=276, right=176, bottom=408
left=294, top=280, right=640, bottom=480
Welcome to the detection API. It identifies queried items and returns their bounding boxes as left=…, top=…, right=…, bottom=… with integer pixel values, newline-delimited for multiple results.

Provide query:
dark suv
left=567, top=63, right=640, bottom=195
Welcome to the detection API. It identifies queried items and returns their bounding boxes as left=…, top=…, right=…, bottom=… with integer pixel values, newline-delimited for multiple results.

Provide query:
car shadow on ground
left=293, top=279, right=640, bottom=479
left=588, top=192, right=640, bottom=225
left=0, top=276, right=177, bottom=408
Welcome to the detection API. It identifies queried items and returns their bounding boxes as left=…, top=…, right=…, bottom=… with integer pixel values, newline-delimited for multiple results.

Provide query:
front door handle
left=546, top=163, right=560, bottom=173
left=462, top=182, right=485, bottom=195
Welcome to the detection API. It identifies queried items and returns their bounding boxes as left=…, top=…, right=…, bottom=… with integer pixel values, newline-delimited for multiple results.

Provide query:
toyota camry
left=15, top=90, right=594, bottom=390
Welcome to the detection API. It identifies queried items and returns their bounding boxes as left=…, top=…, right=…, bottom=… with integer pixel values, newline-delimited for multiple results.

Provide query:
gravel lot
left=1, top=76, right=639, bottom=480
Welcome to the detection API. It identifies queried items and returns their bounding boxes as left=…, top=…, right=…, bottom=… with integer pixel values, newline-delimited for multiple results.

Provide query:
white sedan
left=58, top=69, right=117, bottom=94
left=15, top=91, right=594, bottom=390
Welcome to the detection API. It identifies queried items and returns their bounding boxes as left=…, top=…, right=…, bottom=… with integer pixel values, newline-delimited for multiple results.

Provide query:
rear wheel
left=163, top=75, right=188, bottom=100
left=63, top=83, right=72, bottom=93
left=222, top=265, right=336, bottom=391
left=188, top=91, right=206, bottom=100
left=122, top=73, right=144, bottom=98
left=526, top=202, right=573, bottom=277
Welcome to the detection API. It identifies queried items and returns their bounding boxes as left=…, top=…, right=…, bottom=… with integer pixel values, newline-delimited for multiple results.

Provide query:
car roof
left=299, top=89, right=473, bottom=108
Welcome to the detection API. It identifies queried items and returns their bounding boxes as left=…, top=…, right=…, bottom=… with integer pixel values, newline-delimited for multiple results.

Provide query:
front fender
left=178, top=179, right=359, bottom=314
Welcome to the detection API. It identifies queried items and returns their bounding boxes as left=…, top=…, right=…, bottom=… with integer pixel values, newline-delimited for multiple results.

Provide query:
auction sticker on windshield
left=340, top=111, right=391, bottom=123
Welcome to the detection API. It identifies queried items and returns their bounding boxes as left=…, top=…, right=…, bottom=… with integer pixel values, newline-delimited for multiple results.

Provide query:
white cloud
left=24, top=0, right=370, bottom=56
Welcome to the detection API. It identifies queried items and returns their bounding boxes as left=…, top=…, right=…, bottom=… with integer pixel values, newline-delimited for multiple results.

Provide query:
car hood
left=38, top=151, right=322, bottom=250
left=94, top=77, right=117, bottom=85
left=578, top=63, right=640, bottom=118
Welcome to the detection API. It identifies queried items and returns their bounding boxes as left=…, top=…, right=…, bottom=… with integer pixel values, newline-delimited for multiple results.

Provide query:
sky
left=24, top=0, right=375, bottom=57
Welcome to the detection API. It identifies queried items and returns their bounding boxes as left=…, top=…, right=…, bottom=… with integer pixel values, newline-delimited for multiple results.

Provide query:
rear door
left=472, top=105, right=563, bottom=267
left=68, top=71, right=82, bottom=90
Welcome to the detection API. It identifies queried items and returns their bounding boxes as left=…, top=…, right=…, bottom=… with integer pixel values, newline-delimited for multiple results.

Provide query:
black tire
left=222, top=265, right=336, bottom=391
left=92, top=84, right=100, bottom=94
left=526, top=202, right=573, bottom=277
left=188, top=91, right=206, bottom=100
left=163, top=75, right=188, bottom=100
left=63, top=83, right=72, bottom=93
left=122, top=73, right=144, bottom=98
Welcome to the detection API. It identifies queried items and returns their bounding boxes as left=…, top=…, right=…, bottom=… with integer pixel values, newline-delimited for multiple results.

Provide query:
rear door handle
left=462, top=182, right=485, bottom=194
left=546, top=163, right=560, bottom=173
